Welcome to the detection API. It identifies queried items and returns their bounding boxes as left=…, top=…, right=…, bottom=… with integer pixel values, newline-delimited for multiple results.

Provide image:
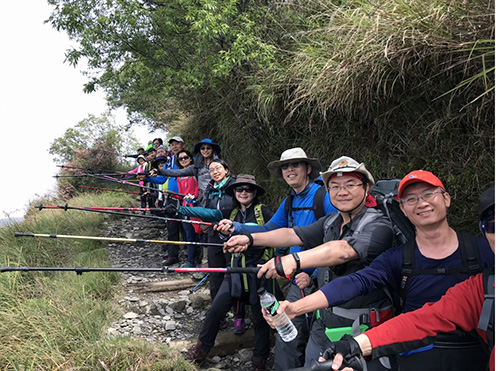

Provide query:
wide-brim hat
left=478, top=184, right=495, bottom=221
left=267, top=147, right=322, bottom=181
left=226, top=174, right=265, bottom=196
left=398, top=170, right=445, bottom=197
left=320, top=156, right=375, bottom=188
left=193, top=138, right=221, bottom=155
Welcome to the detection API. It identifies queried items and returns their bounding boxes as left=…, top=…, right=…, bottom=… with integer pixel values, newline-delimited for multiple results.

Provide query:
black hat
left=226, top=174, right=265, bottom=196
left=478, top=184, right=495, bottom=221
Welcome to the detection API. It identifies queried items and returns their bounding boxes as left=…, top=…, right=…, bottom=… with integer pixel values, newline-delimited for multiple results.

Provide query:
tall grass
left=0, top=192, right=195, bottom=370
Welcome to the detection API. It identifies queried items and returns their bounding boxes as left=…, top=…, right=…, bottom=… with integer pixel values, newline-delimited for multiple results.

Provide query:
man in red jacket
left=321, top=184, right=495, bottom=371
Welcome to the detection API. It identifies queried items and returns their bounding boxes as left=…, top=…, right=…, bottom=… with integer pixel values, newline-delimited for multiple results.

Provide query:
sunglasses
left=200, top=146, right=212, bottom=151
left=235, top=186, right=254, bottom=193
left=178, top=155, right=190, bottom=161
left=480, top=220, right=495, bottom=234
left=280, top=162, right=301, bottom=171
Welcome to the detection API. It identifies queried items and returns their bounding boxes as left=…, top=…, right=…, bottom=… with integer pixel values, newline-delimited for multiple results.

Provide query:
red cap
left=398, top=170, right=445, bottom=196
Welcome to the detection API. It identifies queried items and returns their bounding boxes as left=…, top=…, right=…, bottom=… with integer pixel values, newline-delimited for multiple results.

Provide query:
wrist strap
left=274, top=255, right=292, bottom=280
left=240, top=232, right=254, bottom=248
left=292, top=252, right=301, bottom=271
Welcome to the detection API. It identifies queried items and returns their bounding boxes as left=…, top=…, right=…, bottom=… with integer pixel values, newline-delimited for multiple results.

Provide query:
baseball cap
left=398, top=170, right=445, bottom=196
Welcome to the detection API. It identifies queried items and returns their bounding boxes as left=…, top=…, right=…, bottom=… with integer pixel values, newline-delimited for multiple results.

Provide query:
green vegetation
left=46, top=0, right=494, bottom=232
left=0, top=192, right=195, bottom=370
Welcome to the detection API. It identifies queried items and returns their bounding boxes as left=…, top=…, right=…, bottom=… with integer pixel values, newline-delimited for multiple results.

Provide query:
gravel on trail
left=102, top=215, right=276, bottom=370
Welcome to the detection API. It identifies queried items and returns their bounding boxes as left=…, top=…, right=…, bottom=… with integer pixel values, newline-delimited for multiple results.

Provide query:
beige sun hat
left=320, top=156, right=375, bottom=187
left=267, top=147, right=322, bottom=181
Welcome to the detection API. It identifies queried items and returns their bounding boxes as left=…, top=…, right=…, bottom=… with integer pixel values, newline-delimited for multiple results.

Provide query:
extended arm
left=178, top=206, right=223, bottom=223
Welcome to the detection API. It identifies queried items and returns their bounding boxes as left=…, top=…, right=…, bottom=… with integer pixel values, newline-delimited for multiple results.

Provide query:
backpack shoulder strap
left=254, top=204, right=265, bottom=226
left=313, top=186, right=327, bottom=220
left=229, top=208, right=239, bottom=221
left=478, top=267, right=495, bottom=350
left=456, top=231, right=482, bottom=275
left=399, top=239, right=416, bottom=307
left=284, top=193, right=294, bottom=227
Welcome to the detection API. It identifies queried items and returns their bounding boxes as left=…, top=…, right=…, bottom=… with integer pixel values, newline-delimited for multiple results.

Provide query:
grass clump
left=0, top=191, right=195, bottom=370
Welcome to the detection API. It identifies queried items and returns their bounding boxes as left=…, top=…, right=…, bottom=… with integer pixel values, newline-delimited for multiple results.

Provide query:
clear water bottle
left=258, top=287, right=298, bottom=342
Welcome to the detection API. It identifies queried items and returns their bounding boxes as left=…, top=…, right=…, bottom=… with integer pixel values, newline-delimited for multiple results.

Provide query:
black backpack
left=478, top=266, right=495, bottom=354
left=284, top=186, right=327, bottom=227
left=398, top=231, right=483, bottom=313
left=369, top=179, right=416, bottom=247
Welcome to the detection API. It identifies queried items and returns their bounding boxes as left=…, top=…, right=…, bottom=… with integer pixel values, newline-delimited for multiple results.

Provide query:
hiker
left=181, top=174, right=277, bottom=370
left=152, top=138, right=222, bottom=206
left=260, top=170, right=494, bottom=370
left=165, top=159, right=235, bottom=304
left=128, top=154, right=148, bottom=210
left=146, top=137, right=187, bottom=265
left=152, top=137, right=163, bottom=149
left=174, top=149, right=203, bottom=268
left=216, top=148, right=337, bottom=371
left=318, top=184, right=495, bottom=371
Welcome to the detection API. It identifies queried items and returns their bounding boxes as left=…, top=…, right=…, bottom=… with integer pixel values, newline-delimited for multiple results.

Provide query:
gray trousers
left=274, top=284, right=312, bottom=371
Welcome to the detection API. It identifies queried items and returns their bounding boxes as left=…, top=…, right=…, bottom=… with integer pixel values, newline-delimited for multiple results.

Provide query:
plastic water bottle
left=258, top=287, right=298, bottom=342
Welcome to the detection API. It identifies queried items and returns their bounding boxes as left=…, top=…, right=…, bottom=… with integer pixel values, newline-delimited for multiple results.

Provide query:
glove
left=322, top=334, right=366, bottom=371
left=164, top=203, right=179, bottom=217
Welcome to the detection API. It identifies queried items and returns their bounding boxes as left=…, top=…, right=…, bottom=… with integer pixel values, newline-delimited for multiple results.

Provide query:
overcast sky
left=0, top=1, right=165, bottom=219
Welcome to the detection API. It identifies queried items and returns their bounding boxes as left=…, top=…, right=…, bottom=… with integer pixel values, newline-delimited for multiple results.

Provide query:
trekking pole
left=84, top=174, right=187, bottom=199
left=0, top=266, right=261, bottom=275
left=56, top=165, right=124, bottom=174
left=36, top=204, right=213, bottom=226
left=14, top=232, right=228, bottom=248
left=189, top=274, right=209, bottom=293
left=78, top=185, right=140, bottom=195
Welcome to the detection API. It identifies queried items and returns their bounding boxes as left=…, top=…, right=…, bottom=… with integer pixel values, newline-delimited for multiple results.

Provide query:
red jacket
left=366, top=272, right=494, bottom=370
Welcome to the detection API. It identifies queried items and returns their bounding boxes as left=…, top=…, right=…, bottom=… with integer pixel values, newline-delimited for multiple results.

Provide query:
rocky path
left=101, top=215, right=276, bottom=370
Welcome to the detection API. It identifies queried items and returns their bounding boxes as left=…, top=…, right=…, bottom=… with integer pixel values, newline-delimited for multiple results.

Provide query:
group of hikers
left=127, top=137, right=495, bottom=371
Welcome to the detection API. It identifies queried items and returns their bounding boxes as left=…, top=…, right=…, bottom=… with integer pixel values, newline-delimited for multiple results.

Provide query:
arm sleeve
left=178, top=206, right=223, bottom=222
left=146, top=175, right=167, bottom=184
left=344, top=215, right=394, bottom=263
left=367, top=274, right=486, bottom=358
left=233, top=200, right=285, bottom=233
left=158, top=165, right=195, bottom=178
left=319, top=249, right=400, bottom=307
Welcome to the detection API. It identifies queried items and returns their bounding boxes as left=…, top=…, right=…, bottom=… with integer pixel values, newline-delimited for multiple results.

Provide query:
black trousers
left=199, top=276, right=270, bottom=358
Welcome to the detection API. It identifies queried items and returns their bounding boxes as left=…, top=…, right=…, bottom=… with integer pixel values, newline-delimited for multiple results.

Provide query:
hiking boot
left=162, top=257, right=179, bottom=266
left=251, top=356, right=267, bottom=371
left=183, top=262, right=196, bottom=268
left=219, top=319, right=227, bottom=330
left=192, top=272, right=205, bottom=280
left=185, top=341, right=211, bottom=364
left=233, top=318, right=246, bottom=334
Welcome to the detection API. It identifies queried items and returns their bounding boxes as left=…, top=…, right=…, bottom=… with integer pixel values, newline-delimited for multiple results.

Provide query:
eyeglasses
left=209, top=165, right=225, bottom=173
left=401, top=190, right=443, bottom=206
left=328, top=183, right=364, bottom=193
left=200, top=146, right=212, bottom=151
left=178, top=156, right=190, bottom=161
left=235, top=186, right=254, bottom=193
left=481, top=220, right=495, bottom=234
left=280, top=162, right=301, bottom=171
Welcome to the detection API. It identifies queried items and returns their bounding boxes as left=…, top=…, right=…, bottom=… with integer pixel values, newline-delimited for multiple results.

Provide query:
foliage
left=49, top=111, right=140, bottom=163
left=46, top=0, right=495, bottom=232
left=0, top=192, right=194, bottom=370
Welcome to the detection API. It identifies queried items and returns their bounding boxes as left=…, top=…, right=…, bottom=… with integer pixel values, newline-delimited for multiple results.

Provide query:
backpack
left=284, top=186, right=327, bottom=227
left=369, top=179, right=415, bottom=247
left=229, top=204, right=274, bottom=261
left=399, top=231, right=483, bottom=312
left=478, top=267, right=495, bottom=353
